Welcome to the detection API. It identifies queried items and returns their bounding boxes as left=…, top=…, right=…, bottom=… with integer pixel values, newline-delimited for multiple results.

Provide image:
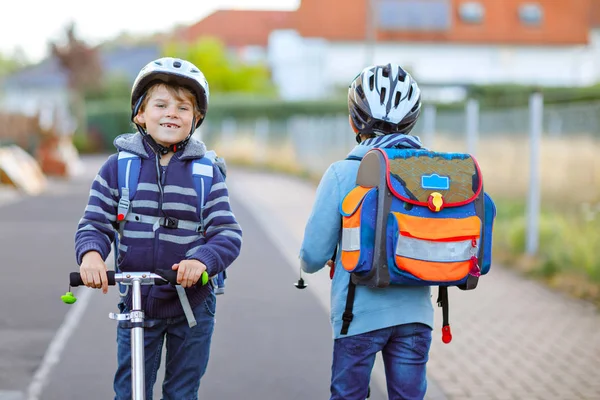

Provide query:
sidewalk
left=228, top=167, right=600, bottom=400
left=0, top=186, right=20, bottom=207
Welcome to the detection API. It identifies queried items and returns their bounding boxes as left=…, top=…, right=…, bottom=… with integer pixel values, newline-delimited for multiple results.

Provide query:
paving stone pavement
left=228, top=167, right=600, bottom=400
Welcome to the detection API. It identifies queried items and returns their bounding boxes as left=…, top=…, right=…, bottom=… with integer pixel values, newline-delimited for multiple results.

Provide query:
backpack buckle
left=162, top=216, right=179, bottom=229
left=341, top=312, right=354, bottom=323
left=117, top=188, right=131, bottom=222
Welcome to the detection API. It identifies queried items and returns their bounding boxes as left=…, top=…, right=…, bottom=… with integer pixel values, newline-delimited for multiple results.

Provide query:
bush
left=82, top=95, right=350, bottom=151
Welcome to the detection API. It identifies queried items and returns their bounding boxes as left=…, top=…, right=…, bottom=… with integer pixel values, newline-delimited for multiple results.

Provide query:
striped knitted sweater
left=75, top=133, right=243, bottom=318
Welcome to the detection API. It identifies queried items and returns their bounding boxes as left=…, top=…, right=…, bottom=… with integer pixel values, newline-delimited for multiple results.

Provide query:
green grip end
left=201, top=271, right=209, bottom=286
left=61, top=292, right=77, bottom=304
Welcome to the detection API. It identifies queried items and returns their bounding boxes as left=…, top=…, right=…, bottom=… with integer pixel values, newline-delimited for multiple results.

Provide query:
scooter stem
left=131, top=278, right=146, bottom=400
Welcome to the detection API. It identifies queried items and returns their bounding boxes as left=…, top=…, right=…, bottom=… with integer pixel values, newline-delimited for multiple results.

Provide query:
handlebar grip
left=155, top=269, right=209, bottom=288
left=70, top=271, right=116, bottom=287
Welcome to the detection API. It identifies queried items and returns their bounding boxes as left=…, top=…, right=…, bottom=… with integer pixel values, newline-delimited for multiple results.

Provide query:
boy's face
left=135, top=84, right=196, bottom=147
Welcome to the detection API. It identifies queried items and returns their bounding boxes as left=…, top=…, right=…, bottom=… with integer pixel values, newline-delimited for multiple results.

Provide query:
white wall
left=269, top=28, right=600, bottom=101
left=268, top=30, right=330, bottom=100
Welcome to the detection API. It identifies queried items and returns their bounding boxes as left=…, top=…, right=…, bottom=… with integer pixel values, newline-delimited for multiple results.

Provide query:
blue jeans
left=331, top=323, right=432, bottom=400
left=114, top=292, right=216, bottom=400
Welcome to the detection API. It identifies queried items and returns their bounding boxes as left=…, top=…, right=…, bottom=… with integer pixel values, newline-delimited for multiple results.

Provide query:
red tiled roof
left=294, top=0, right=593, bottom=46
left=178, top=0, right=597, bottom=48
left=592, top=0, right=600, bottom=26
left=178, top=10, right=295, bottom=47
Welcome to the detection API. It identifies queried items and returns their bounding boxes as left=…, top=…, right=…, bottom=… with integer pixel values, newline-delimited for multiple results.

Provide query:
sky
left=0, top=0, right=300, bottom=63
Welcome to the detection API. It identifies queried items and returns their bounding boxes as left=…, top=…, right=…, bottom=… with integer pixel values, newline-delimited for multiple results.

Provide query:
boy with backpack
left=75, top=57, right=242, bottom=399
left=300, top=63, right=495, bottom=400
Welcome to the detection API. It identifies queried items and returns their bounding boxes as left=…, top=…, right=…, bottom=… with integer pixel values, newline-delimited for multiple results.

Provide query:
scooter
left=61, top=269, right=208, bottom=400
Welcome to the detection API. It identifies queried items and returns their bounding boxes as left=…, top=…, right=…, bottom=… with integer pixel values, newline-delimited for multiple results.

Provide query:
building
left=268, top=0, right=600, bottom=100
left=0, top=44, right=160, bottom=130
left=4, top=1, right=600, bottom=108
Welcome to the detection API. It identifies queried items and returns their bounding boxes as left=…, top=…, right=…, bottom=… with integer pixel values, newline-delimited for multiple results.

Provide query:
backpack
left=114, top=150, right=227, bottom=295
left=338, top=147, right=496, bottom=343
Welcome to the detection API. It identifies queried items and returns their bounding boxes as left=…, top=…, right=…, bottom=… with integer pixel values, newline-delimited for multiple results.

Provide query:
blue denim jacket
left=299, top=135, right=434, bottom=339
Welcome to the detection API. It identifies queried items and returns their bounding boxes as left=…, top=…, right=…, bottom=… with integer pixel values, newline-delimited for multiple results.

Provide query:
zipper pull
left=160, top=166, right=167, bottom=185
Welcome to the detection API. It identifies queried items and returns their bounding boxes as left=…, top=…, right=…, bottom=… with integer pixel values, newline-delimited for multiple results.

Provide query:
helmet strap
left=134, top=116, right=196, bottom=156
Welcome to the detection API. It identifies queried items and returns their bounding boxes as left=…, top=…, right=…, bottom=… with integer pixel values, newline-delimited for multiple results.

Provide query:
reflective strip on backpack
left=342, top=227, right=361, bottom=251
left=193, top=162, right=213, bottom=178
left=118, top=151, right=138, bottom=193
left=396, top=236, right=480, bottom=262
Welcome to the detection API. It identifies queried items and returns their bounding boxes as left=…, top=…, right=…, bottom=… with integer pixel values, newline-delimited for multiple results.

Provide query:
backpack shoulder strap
left=192, top=154, right=227, bottom=295
left=337, top=153, right=364, bottom=335
left=114, top=151, right=141, bottom=292
left=191, top=156, right=214, bottom=215
left=116, top=151, right=142, bottom=222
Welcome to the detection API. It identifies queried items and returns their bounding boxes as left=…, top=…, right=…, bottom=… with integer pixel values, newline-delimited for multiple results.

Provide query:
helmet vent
left=380, top=88, right=387, bottom=104
left=369, top=75, right=375, bottom=90
left=408, top=85, right=414, bottom=100
left=191, top=68, right=199, bottom=73
left=356, top=84, right=364, bottom=98
left=154, top=61, right=163, bottom=66
left=394, top=91, right=401, bottom=107
left=382, top=67, right=389, bottom=78
left=173, top=60, right=182, bottom=68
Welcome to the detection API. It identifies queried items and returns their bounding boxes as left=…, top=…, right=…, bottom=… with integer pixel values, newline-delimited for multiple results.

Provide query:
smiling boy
left=74, top=57, right=242, bottom=399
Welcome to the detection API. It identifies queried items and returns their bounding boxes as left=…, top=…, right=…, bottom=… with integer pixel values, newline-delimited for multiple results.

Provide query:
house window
left=519, top=3, right=543, bottom=25
left=377, top=0, right=451, bottom=31
left=459, top=2, right=484, bottom=24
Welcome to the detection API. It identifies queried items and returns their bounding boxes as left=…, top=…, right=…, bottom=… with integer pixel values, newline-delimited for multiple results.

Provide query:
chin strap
left=135, top=117, right=196, bottom=156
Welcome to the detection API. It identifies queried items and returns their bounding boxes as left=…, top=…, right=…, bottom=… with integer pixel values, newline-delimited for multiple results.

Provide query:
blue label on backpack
left=421, top=173, right=450, bottom=190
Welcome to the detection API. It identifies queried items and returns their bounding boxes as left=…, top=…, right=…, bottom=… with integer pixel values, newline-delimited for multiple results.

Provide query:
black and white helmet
left=348, top=63, right=421, bottom=136
left=131, top=57, right=210, bottom=128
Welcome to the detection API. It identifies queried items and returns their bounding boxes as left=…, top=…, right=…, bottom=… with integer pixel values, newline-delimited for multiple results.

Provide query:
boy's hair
left=348, top=63, right=421, bottom=139
left=133, top=82, right=204, bottom=127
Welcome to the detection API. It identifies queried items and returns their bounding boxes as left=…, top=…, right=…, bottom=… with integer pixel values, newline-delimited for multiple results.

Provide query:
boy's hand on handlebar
left=172, top=259, right=207, bottom=288
left=80, top=251, right=109, bottom=294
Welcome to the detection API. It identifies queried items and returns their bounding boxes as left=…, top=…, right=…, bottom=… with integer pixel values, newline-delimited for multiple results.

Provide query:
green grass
left=493, top=198, right=600, bottom=305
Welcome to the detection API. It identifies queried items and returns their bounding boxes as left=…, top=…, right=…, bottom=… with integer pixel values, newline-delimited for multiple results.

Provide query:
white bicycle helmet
left=348, top=63, right=421, bottom=138
left=131, top=57, right=210, bottom=128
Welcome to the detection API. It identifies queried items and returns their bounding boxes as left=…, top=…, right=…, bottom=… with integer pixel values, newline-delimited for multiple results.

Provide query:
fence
left=198, top=97, right=600, bottom=256
left=200, top=98, right=600, bottom=197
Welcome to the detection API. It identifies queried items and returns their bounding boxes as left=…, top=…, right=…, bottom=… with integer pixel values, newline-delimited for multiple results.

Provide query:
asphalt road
left=0, top=169, right=388, bottom=400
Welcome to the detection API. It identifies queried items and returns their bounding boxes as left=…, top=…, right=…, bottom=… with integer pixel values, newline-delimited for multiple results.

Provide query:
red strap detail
left=442, top=325, right=452, bottom=344
left=329, top=261, right=335, bottom=280
left=469, top=256, right=481, bottom=277
left=117, top=214, right=125, bottom=221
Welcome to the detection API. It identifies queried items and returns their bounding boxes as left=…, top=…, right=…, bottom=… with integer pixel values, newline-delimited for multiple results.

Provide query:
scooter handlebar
left=69, top=270, right=208, bottom=288
left=70, top=271, right=116, bottom=287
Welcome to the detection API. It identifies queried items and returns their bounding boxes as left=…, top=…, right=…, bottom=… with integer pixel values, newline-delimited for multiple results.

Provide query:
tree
left=0, top=48, right=29, bottom=78
left=50, top=22, right=104, bottom=135
left=162, top=37, right=275, bottom=95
